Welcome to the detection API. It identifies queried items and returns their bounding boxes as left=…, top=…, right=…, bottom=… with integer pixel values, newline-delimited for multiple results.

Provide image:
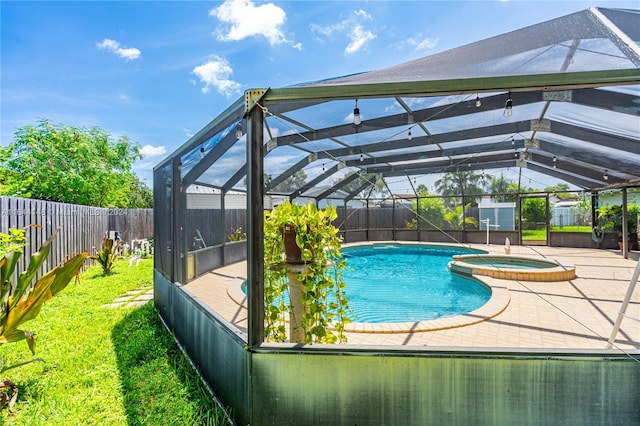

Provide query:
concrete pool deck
left=183, top=244, right=640, bottom=351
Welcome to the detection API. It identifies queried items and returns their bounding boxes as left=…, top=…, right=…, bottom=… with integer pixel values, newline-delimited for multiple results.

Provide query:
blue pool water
left=341, top=245, right=490, bottom=323
left=455, top=257, right=553, bottom=269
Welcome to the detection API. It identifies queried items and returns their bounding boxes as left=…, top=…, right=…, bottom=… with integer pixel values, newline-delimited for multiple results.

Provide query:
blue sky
left=2, top=0, right=638, bottom=188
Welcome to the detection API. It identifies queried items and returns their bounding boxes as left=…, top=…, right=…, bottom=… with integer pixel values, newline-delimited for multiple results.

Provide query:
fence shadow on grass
left=111, top=303, right=229, bottom=425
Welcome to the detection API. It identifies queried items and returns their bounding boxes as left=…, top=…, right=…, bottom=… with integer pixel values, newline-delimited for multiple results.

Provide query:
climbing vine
left=263, top=201, right=351, bottom=344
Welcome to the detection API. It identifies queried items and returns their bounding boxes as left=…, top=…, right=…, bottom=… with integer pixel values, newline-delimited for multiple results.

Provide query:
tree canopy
left=272, top=170, right=307, bottom=193
left=0, top=119, right=150, bottom=208
left=521, top=198, right=547, bottom=224
left=411, top=190, right=446, bottom=230
left=487, top=173, right=516, bottom=202
left=435, top=170, right=489, bottom=208
left=127, top=176, right=154, bottom=208
left=544, top=183, right=577, bottom=200
left=337, top=173, right=389, bottom=200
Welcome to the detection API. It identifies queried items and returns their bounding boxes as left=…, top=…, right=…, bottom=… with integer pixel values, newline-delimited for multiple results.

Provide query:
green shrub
left=91, top=236, right=120, bottom=276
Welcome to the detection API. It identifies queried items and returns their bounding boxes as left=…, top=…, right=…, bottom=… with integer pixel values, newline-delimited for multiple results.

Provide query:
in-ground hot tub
left=449, top=254, right=576, bottom=282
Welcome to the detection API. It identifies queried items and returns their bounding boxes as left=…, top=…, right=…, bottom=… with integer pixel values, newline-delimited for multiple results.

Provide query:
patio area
left=184, top=244, right=640, bottom=351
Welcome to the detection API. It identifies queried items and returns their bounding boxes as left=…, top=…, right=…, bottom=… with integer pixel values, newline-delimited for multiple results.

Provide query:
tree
left=337, top=173, right=389, bottom=200
left=416, top=184, right=430, bottom=196
left=0, top=149, right=9, bottom=194
left=127, top=177, right=153, bottom=208
left=0, top=119, right=143, bottom=207
left=574, top=197, right=592, bottom=226
left=435, top=170, right=489, bottom=208
left=411, top=194, right=446, bottom=230
left=521, top=198, right=547, bottom=224
left=271, top=170, right=307, bottom=193
left=249, top=170, right=306, bottom=193
left=544, top=183, right=576, bottom=200
left=488, top=173, right=518, bottom=202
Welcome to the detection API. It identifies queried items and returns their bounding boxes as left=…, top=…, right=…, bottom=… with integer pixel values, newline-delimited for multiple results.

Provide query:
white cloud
left=140, top=144, right=166, bottom=158
left=210, top=0, right=297, bottom=48
left=310, top=21, right=346, bottom=38
left=345, top=25, right=376, bottom=55
left=415, top=38, right=438, bottom=51
left=310, top=10, right=376, bottom=55
left=404, top=34, right=439, bottom=51
left=264, top=154, right=298, bottom=171
left=96, top=38, right=141, bottom=61
left=192, top=56, right=242, bottom=96
left=179, top=127, right=194, bottom=138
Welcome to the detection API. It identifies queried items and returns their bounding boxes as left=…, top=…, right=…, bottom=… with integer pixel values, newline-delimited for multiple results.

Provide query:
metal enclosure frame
left=153, top=8, right=640, bottom=424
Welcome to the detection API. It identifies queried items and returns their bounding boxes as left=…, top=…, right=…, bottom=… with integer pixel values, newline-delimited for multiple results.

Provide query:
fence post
left=0, top=197, right=7, bottom=233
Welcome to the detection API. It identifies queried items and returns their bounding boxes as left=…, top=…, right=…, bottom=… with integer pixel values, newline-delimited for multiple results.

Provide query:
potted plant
left=596, top=204, right=637, bottom=250
left=227, top=227, right=247, bottom=242
left=263, top=201, right=351, bottom=344
left=224, top=226, right=248, bottom=264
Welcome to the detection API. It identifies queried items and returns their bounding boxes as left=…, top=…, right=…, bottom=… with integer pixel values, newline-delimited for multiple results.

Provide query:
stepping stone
left=126, top=300, right=149, bottom=307
left=135, top=293, right=154, bottom=301
left=106, top=286, right=155, bottom=307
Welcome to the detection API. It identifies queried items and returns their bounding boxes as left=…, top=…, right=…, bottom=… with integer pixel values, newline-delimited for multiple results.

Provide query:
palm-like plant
left=0, top=229, right=87, bottom=355
left=444, top=204, right=479, bottom=230
left=435, top=170, right=489, bottom=208
left=91, top=235, right=120, bottom=276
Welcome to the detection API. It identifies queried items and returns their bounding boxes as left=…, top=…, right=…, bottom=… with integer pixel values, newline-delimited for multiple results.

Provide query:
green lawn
left=522, top=226, right=591, bottom=240
left=521, top=229, right=546, bottom=240
left=551, top=226, right=591, bottom=233
left=0, top=259, right=228, bottom=425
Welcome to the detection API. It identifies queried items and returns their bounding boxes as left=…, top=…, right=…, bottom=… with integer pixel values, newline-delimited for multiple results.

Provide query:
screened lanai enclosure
left=154, top=8, right=640, bottom=425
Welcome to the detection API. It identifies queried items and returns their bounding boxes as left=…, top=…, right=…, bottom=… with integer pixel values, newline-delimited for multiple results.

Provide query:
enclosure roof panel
left=304, top=7, right=640, bottom=87
left=158, top=8, right=640, bottom=199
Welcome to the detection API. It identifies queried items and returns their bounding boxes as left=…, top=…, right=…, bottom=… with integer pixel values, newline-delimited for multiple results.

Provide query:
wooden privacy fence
left=0, top=196, right=153, bottom=272
left=185, top=209, right=247, bottom=250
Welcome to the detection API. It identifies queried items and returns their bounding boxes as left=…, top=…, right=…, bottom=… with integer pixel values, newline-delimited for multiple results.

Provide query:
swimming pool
left=341, top=244, right=490, bottom=323
left=231, top=243, right=511, bottom=332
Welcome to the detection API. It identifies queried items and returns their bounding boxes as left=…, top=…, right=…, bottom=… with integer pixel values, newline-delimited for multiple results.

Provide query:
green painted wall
left=155, top=270, right=640, bottom=426
left=251, top=349, right=640, bottom=425
left=154, top=273, right=251, bottom=426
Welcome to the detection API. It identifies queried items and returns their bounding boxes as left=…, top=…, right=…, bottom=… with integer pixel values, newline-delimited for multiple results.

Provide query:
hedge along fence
left=0, top=196, right=153, bottom=274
